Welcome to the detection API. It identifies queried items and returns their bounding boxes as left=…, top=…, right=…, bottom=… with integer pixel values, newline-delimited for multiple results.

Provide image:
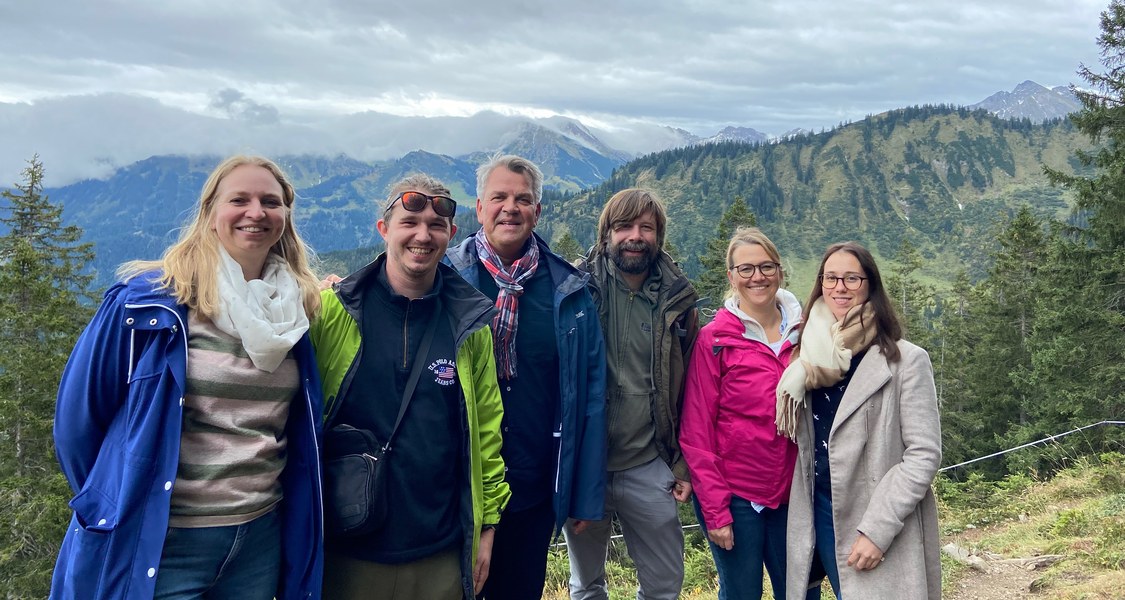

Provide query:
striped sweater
left=168, top=312, right=298, bottom=527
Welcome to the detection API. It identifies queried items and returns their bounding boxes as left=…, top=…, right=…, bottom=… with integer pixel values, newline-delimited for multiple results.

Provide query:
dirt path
left=945, top=558, right=1041, bottom=600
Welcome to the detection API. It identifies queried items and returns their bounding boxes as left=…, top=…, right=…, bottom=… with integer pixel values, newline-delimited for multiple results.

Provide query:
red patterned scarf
left=475, top=230, right=540, bottom=379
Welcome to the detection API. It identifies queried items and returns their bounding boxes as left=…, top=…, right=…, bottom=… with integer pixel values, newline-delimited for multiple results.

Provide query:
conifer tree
left=693, top=197, right=757, bottom=309
left=1048, top=0, right=1125, bottom=259
left=1032, top=0, right=1125, bottom=465
left=0, top=156, right=95, bottom=596
left=883, top=238, right=936, bottom=348
left=956, top=208, right=1046, bottom=474
left=933, top=270, right=976, bottom=469
left=551, top=230, right=584, bottom=262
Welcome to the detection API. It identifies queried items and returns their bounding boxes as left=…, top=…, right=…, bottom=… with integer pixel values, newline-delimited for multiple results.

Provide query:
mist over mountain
left=0, top=94, right=699, bottom=187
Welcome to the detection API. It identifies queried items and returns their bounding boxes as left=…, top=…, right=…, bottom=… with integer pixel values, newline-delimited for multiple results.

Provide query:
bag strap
left=383, top=301, right=441, bottom=452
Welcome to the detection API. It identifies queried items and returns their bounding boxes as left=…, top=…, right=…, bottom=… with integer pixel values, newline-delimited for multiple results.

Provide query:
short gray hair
left=476, top=154, right=543, bottom=204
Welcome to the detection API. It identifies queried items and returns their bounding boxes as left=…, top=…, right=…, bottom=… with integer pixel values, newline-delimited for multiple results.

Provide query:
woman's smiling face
left=727, top=243, right=780, bottom=313
left=822, top=250, right=869, bottom=321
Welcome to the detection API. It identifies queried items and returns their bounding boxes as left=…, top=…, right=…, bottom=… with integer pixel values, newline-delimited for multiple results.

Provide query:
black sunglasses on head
left=385, top=191, right=457, bottom=218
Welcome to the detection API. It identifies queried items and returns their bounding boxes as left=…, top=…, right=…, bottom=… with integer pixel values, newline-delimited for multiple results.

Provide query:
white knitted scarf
left=213, top=247, right=309, bottom=373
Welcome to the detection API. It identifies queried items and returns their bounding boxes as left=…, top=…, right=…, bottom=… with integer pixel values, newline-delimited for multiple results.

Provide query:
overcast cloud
left=0, top=0, right=1107, bottom=185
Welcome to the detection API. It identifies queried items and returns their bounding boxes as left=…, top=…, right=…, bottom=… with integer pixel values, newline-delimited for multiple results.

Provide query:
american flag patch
left=428, top=359, right=458, bottom=386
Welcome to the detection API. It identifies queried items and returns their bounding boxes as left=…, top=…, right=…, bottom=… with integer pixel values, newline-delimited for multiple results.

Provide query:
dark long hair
left=803, top=241, right=902, bottom=362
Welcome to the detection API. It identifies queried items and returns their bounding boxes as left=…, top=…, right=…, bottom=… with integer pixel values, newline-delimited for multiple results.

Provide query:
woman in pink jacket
left=681, top=227, right=815, bottom=600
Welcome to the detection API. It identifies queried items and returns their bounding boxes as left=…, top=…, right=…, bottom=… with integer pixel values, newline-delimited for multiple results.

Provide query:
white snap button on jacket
left=147, top=568, right=155, bottom=577
left=164, top=481, right=172, bottom=491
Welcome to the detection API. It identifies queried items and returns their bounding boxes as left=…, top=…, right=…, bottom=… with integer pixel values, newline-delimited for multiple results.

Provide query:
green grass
left=939, top=452, right=1125, bottom=598
left=536, top=453, right=1125, bottom=599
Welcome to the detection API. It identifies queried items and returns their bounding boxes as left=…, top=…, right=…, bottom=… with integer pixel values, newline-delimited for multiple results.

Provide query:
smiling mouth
left=407, top=247, right=433, bottom=256
left=238, top=226, right=267, bottom=233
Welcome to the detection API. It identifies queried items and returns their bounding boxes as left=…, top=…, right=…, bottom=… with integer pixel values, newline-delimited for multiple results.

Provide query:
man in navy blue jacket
left=445, top=154, right=607, bottom=600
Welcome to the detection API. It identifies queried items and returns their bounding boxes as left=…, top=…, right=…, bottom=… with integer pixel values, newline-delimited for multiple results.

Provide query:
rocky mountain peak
left=969, top=80, right=1080, bottom=122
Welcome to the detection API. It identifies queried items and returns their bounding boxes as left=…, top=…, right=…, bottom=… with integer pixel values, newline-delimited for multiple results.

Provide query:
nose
left=246, top=199, right=266, bottom=218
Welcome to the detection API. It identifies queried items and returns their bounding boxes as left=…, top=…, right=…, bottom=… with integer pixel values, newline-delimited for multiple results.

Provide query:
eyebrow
left=225, top=189, right=282, bottom=198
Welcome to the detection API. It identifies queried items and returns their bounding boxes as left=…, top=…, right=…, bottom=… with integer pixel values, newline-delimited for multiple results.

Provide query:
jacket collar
left=334, top=252, right=497, bottom=346
left=447, top=231, right=590, bottom=300
left=714, top=288, right=802, bottom=345
left=117, top=272, right=187, bottom=318
left=831, top=345, right=892, bottom=437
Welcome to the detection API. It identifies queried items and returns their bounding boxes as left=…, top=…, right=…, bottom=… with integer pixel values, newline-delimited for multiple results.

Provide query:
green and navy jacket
left=309, top=254, right=510, bottom=598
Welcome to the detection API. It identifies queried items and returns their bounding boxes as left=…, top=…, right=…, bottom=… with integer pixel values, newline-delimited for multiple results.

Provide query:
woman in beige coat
left=775, top=242, right=941, bottom=599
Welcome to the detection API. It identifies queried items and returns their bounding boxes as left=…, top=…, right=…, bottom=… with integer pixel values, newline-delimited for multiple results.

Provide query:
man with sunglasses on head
left=311, top=174, right=510, bottom=600
left=565, top=188, right=700, bottom=600
left=445, top=155, right=607, bottom=600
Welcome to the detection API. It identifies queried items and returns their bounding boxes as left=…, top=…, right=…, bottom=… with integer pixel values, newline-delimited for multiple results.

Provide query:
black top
left=811, top=350, right=867, bottom=499
left=332, top=265, right=463, bottom=563
left=475, top=260, right=560, bottom=512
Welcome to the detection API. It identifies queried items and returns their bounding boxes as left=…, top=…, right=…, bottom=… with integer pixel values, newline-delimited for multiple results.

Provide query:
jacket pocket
left=57, top=487, right=118, bottom=594
left=70, top=483, right=118, bottom=533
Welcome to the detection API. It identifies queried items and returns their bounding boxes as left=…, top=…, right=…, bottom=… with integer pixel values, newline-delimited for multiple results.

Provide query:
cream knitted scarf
left=213, top=247, right=309, bottom=373
left=775, top=298, right=876, bottom=440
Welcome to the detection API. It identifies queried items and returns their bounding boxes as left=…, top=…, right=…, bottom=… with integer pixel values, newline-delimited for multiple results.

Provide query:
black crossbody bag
left=321, top=306, right=440, bottom=538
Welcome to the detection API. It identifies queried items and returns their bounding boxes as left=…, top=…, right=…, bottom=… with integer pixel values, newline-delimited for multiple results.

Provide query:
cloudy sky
left=0, top=0, right=1108, bottom=185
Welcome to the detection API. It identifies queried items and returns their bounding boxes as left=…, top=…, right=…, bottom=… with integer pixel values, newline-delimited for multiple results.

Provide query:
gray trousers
left=563, top=457, right=685, bottom=600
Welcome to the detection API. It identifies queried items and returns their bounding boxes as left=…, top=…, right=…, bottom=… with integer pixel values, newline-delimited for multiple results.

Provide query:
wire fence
left=938, top=420, right=1125, bottom=473
left=550, top=419, right=1125, bottom=548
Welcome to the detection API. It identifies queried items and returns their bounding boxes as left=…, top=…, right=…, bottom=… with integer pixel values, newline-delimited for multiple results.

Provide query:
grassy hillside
left=538, top=452, right=1125, bottom=599
left=542, top=106, right=1091, bottom=288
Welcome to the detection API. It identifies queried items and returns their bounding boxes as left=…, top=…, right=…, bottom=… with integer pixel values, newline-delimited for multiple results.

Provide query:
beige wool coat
left=786, top=340, right=942, bottom=600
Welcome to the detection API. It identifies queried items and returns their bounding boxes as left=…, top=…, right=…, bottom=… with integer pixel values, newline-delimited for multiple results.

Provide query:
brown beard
left=608, top=240, right=656, bottom=274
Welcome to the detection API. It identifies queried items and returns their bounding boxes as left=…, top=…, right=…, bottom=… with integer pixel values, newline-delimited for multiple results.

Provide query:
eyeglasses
left=820, top=274, right=867, bottom=290
left=385, top=191, right=457, bottom=218
left=730, top=262, right=780, bottom=279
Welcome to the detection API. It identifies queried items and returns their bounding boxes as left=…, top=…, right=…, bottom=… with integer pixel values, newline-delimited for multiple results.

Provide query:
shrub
left=1046, top=509, right=1090, bottom=538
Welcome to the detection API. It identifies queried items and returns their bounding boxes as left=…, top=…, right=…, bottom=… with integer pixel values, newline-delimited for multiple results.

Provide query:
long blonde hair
left=118, top=155, right=322, bottom=321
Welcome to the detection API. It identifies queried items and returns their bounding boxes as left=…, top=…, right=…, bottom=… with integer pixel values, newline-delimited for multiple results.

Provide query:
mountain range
left=1, top=81, right=1090, bottom=289
left=1, top=80, right=1078, bottom=189
left=544, top=105, right=1087, bottom=287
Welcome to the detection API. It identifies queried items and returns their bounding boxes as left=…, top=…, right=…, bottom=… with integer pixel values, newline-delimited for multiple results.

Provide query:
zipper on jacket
left=304, top=383, right=324, bottom=579
left=402, top=302, right=411, bottom=369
